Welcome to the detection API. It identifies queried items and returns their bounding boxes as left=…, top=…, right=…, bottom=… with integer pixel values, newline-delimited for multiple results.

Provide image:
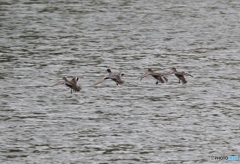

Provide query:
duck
left=94, top=69, right=125, bottom=85
left=140, top=69, right=168, bottom=84
left=52, top=76, right=82, bottom=93
left=171, top=67, right=193, bottom=84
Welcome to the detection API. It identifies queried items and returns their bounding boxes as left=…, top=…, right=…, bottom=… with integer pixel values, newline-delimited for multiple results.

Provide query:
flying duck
left=52, top=76, right=82, bottom=93
left=171, top=67, right=193, bottom=84
left=94, top=69, right=125, bottom=85
left=140, top=69, right=168, bottom=84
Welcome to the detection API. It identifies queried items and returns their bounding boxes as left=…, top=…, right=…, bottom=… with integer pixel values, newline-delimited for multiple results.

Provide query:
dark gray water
left=1, top=0, right=240, bottom=163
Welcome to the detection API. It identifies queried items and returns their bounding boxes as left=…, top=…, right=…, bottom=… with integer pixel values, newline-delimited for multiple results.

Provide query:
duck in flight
left=94, top=69, right=125, bottom=85
left=140, top=69, right=169, bottom=84
left=52, top=76, right=82, bottom=93
left=171, top=67, right=193, bottom=84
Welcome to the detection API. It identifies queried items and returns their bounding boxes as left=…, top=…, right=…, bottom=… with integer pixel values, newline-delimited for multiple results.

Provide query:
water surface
left=1, top=0, right=240, bottom=163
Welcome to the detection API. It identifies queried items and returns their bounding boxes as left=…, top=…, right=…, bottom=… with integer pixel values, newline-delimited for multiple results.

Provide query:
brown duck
left=140, top=69, right=168, bottom=84
left=94, top=69, right=125, bottom=85
left=171, top=67, right=193, bottom=84
left=52, top=76, right=82, bottom=93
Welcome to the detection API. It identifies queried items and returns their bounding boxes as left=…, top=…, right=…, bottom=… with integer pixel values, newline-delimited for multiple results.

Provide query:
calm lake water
left=1, top=0, right=240, bottom=163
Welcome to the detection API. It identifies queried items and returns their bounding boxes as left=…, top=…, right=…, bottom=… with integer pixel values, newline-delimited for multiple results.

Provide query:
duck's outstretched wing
left=140, top=72, right=151, bottom=81
left=71, top=77, right=78, bottom=84
left=182, top=72, right=193, bottom=77
left=52, top=81, right=65, bottom=86
left=94, top=76, right=108, bottom=85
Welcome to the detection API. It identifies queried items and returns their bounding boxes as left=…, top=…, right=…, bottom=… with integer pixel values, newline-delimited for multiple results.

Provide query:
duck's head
left=62, top=77, right=68, bottom=81
left=106, top=69, right=112, bottom=73
left=148, top=69, right=153, bottom=72
left=171, top=67, right=177, bottom=71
